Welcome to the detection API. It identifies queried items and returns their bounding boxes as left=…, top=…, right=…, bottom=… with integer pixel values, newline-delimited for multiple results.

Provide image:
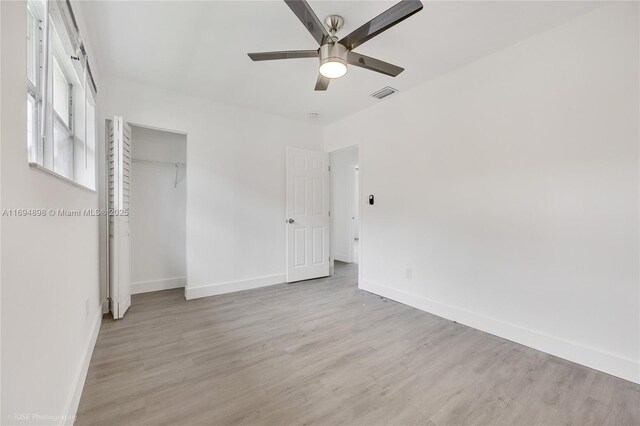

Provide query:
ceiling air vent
left=370, top=86, right=398, bottom=100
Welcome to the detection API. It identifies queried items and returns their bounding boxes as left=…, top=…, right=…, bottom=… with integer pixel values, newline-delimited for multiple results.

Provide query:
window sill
left=28, top=162, right=96, bottom=193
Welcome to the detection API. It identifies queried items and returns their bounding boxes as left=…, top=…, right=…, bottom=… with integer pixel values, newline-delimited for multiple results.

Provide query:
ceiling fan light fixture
left=319, top=61, right=347, bottom=79
left=319, top=43, right=348, bottom=79
left=247, top=0, right=423, bottom=90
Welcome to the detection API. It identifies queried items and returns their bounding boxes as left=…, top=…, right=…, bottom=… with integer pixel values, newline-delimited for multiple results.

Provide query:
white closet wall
left=130, top=126, right=187, bottom=293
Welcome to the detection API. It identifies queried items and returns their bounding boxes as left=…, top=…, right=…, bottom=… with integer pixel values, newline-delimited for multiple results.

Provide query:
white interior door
left=108, top=116, right=131, bottom=319
left=286, top=147, right=330, bottom=282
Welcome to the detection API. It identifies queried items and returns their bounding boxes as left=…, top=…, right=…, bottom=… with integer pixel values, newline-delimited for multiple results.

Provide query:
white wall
left=324, top=3, right=639, bottom=383
left=330, top=147, right=358, bottom=263
left=1, top=1, right=103, bottom=423
left=100, top=78, right=323, bottom=299
left=130, top=126, right=186, bottom=294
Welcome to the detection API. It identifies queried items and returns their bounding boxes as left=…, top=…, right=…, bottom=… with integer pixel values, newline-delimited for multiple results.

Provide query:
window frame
left=27, top=92, right=40, bottom=162
left=26, top=0, right=98, bottom=191
left=26, top=3, right=42, bottom=92
left=52, top=54, right=73, bottom=133
left=26, top=1, right=43, bottom=164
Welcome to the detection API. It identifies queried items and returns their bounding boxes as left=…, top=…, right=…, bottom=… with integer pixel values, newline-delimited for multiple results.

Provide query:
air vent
left=370, top=86, right=398, bottom=100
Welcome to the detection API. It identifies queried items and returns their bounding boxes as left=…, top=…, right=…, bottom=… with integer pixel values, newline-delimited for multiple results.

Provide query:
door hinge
left=328, top=165, right=331, bottom=172
left=328, top=210, right=331, bottom=217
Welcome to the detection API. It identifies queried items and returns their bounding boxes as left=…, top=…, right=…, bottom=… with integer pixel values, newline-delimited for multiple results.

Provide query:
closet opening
left=130, top=125, right=187, bottom=296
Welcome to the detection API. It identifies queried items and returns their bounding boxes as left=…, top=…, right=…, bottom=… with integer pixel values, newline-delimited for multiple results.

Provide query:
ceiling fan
left=247, top=0, right=423, bottom=91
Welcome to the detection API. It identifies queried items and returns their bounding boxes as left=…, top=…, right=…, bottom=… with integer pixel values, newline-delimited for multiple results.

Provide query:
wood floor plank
left=76, top=262, right=640, bottom=425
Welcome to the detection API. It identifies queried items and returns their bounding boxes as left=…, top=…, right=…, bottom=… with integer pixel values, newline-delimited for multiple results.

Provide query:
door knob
left=287, top=218, right=295, bottom=224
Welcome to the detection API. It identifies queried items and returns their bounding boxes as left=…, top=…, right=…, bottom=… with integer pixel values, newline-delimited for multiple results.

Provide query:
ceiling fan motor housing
left=319, top=42, right=348, bottom=72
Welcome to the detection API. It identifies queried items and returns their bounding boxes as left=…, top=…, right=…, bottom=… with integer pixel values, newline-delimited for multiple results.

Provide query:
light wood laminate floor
left=77, top=262, right=640, bottom=425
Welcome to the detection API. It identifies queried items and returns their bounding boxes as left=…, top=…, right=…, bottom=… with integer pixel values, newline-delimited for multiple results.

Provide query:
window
left=26, top=0, right=97, bottom=190
left=26, top=1, right=43, bottom=164
left=53, top=113, right=74, bottom=179
left=27, top=93, right=39, bottom=163
left=52, top=56, right=71, bottom=128
left=52, top=55, right=73, bottom=179
left=26, top=5, right=40, bottom=87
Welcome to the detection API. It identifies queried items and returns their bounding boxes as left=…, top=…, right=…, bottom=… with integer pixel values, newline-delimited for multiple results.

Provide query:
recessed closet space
left=130, top=125, right=187, bottom=295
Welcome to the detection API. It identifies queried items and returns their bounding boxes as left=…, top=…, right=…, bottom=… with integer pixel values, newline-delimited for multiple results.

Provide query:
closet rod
left=132, top=158, right=186, bottom=167
left=132, top=158, right=185, bottom=188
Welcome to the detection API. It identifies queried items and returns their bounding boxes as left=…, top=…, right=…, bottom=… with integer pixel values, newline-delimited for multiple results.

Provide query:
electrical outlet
left=406, top=268, right=413, bottom=280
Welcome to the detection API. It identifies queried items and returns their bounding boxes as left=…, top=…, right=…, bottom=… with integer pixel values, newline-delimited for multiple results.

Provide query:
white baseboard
left=333, top=254, right=353, bottom=263
left=185, top=274, right=285, bottom=300
left=131, top=276, right=186, bottom=294
left=65, top=308, right=102, bottom=425
left=361, top=279, right=640, bottom=384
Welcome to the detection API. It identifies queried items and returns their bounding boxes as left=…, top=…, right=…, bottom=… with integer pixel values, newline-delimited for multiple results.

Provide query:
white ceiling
left=80, top=1, right=601, bottom=125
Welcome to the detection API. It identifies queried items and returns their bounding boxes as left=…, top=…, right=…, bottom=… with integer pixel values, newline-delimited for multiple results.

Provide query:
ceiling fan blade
left=284, top=0, right=330, bottom=46
left=347, top=52, right=404, bottom=77
left=339, top=0, right=423, bottom=51
left=315, top=74, right=330, bottom=91
left=247, top=50, right=319, bottom=61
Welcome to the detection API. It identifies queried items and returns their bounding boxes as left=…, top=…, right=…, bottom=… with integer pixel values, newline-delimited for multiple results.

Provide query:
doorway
left=129, top=125, right=187, bottom=295
left=104, top=120, right=187, bottom=319
left=330, top=146, right=360, bottom=266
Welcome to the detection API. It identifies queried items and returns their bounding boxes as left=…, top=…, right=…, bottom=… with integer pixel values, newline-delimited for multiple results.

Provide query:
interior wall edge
left=360, top=279, right=640, bottom=384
